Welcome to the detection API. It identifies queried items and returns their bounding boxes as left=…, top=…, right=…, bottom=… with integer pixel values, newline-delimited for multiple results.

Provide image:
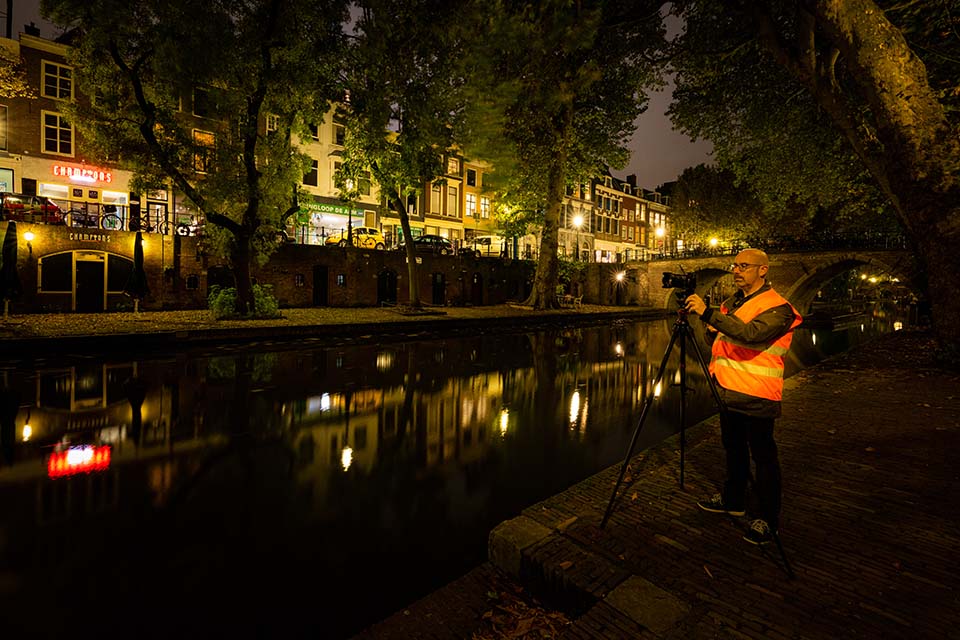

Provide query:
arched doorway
left=313, top=265, right=329, bottom=306
left=470, top=272, right=483, bottom=306
left=377, top=269, right=398, bottom=305
left=37, top=250, right=134, bottom=312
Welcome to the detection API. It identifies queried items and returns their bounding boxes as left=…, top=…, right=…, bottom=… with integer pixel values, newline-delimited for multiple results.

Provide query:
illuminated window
left=430, top=183, right=442, bottom=213
left=334, top=123, right=345, bottom=146
left=266, top=114, right=280, bottom=133
left=192, top=129, right=215, bottom=173
left=446, top=186, right=458, bottom=217
left=480, top=197, right=490, bottom=219
left=42, top=61, right=72, bottom=100
left=447, top=157, right=460, bottom=174
left=41, top=111, right=73, bottom=156
left=466, top=193, right=476, bottom=217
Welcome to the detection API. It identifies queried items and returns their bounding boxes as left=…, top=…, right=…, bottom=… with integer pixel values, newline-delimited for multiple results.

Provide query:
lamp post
left=573, top=213, right=584, bottom=261
left=655, top=226, right=665, bottom=257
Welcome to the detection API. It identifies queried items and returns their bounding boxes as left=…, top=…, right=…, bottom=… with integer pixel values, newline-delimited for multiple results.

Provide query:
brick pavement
left=362, top=330, right=960, bottom=639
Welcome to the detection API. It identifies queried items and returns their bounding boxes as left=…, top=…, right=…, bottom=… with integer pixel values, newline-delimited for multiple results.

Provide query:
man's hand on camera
left=685, top=294, right=707, bottom=316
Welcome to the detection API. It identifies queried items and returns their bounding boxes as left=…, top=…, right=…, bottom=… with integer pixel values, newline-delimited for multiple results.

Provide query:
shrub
left=207, top=284, right=281, bottom=320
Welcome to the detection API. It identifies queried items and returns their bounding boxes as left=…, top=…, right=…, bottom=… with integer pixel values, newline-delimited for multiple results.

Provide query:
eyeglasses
left=729, top=263, right=763, bottom=272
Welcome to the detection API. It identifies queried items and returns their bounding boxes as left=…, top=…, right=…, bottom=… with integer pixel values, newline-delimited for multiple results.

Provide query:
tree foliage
left=42, top=0, right=347, bottom=313
left=669, top=164, right=765, bottom=243
left=463, top=0, right=667, bottom=309
left=0, top=43, right=34, bottom=99
left=668, top=0, right=960, bottom=358
left=337, top=0, right=467, bottom=308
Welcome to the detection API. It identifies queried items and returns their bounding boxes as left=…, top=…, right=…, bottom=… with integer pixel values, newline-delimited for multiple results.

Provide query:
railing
left=646, top=233, right=908, bottom=261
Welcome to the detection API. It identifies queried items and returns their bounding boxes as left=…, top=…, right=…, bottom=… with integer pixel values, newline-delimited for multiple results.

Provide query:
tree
left=669, top=0, right=960, bottom=360
left=669, top=164, right=766, bottom=244
left=42, top=0, right=348, bottom=313
left=464, top=0, right=666, bottom=309
left=338, top=0, right=467, bottom=308
left=0, top=41, right=34, bottom=98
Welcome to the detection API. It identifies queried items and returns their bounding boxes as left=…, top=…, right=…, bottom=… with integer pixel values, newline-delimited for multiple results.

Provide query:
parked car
left=324, top=226, right=386, bottom=249
left=0, top=192, right=65, bottom=225
left=469, top=234, right=508, bottom=258
left=400, top=234, right=454, bottom=255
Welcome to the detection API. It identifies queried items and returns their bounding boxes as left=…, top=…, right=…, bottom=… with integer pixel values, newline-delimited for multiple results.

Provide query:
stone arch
left=783, top=252, right=917, bottom=313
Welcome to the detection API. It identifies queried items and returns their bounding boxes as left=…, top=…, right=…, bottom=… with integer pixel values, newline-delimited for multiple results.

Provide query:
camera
left=661, top=271, right=696, bottom=294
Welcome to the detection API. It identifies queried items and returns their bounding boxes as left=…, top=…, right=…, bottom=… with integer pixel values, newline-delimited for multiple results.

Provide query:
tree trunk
left=388, top=190, right=421, bottom=308
left=525, top=107, right=571, bottom=310
left=233, top=230, right=255, bottom=315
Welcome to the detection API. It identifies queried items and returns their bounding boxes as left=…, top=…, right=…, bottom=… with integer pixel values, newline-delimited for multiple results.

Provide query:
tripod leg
left=772, top=531, right=797, bottom=580
left=679, top=327, right=687, bottom=489
left=600, top=319, right=681, bottom=529
left=687, top=329, right=726, bottom=415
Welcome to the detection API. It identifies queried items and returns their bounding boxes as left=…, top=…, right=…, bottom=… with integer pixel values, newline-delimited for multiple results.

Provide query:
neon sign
left=52, top=164, right=113, bottom=184
left=47, top=445, right=112, bottom=478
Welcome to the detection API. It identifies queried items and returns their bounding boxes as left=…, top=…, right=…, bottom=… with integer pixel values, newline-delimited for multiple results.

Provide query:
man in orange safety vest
left=684, top=248, right=802, bottom=545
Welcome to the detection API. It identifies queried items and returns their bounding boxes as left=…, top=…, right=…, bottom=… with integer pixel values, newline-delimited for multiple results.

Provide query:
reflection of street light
left=572, top=213, right=584, bottom=261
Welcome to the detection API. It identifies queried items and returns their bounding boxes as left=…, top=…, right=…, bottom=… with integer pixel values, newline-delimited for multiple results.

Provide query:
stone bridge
left=583, top=249, right=917, bottom=312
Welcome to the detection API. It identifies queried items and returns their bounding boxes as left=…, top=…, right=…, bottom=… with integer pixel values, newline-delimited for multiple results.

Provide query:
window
left=334, top=123, right=345, bottom=146
left=480, top=196, right=490, bottom=219
left=446, top=186, right=458, bottom=217
left=0, top=105, right=7, bottom=151
left=466, top=168, right=477, bottom=187
left=308, top=124, right=319, bottom=141
left=332, top=161, right=341, bottom=190
left=192, top=129, right=215, bottom=173
left=295, top=274, right=305, bottom=287
left=466, top=193, right=476, bottom=217
left=42, top=61, right=72, bottom=100
left=447, top=157, right=460, bottom=175
left=303, top=160, right=318, bottom=187
left=358, top=171, right=371, bottom=196
left=42, top=111, right=73, bottom=156
left=430, top=183, right=442, bottom=213
left=186, top=275, right=200, bottom=290
left=193, top=87, right=213, bottom=117
left=266, top=114, right=280, bottom=133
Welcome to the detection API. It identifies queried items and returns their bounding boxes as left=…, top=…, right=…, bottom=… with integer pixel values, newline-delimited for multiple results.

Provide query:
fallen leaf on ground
left=704, top=565, right=714, bottom=579
left=558, top=561, right=573, bottom=570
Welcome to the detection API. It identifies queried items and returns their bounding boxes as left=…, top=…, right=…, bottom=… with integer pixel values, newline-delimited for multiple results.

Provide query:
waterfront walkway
left=356, top=329, right=960, bottom=639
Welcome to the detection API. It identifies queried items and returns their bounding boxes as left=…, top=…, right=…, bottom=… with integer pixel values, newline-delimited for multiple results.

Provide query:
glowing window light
left=23, top=424, right=32, bottom=442
left=812, top=333, right=817, bottom=345
left=614, top=342, right=623, bottom=356
left=894, top=321, right=903, bottom=331
left=341, top=446, right=353, bottom=471
left=47, top=445, right=111, bottom=478
left=654, top=381, right=662, bottom=398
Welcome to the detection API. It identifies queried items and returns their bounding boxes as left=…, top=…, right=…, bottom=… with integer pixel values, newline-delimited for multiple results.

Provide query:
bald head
left=737, top=248, right=769, bottom=267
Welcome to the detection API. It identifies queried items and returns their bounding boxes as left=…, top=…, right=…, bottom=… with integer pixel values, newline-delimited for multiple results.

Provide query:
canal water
left=0, top=304, right=906, bottom=639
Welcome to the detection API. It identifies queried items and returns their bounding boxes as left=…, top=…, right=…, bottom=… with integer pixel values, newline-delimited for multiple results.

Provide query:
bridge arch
left=782, top=252, right=917, bottom=313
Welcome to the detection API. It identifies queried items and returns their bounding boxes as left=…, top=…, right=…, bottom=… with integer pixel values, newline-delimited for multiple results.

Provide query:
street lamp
left=655, top=226, right=665, bottom=256
left=572, top=213, right=584, bottom=261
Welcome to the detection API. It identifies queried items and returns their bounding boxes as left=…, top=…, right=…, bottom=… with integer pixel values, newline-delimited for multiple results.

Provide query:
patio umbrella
left=123, top=231, right=149, bottom=313
left=0, top=221, right=23, bottom=319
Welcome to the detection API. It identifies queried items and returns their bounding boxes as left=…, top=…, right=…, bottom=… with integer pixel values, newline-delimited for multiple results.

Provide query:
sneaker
left=697, top=493, right=745, bottom=516
left=743, top=519, right=775, bottom=545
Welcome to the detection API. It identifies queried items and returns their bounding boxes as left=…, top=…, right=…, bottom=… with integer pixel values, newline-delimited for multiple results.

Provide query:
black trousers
left=720, top=411, right=782, bottom=530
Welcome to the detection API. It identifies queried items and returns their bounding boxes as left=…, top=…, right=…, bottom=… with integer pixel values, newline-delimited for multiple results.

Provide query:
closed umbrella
left=123, top=231, right=149, bottom=313
left=0, top=221, right=23, bottom=319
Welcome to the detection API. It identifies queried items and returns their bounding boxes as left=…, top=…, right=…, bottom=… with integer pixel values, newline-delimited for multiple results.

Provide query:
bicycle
left=68, top=209, right=123, bottom=230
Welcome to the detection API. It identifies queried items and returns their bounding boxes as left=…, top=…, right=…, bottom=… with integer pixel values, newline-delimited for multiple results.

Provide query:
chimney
left=24, top=21, right=40, bottom=36
left=626, top=174, right=637, bottom=187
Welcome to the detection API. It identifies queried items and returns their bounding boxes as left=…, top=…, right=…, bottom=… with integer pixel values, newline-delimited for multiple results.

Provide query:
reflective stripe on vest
left=709, top=288, right=802, bottom=401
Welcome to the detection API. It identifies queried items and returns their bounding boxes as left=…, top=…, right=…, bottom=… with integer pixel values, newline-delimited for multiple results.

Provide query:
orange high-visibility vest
left=710, top=288, right=802, bottom=401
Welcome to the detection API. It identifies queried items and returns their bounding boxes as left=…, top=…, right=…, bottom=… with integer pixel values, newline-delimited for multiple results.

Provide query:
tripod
left=599, top=298, right=796, bottom=579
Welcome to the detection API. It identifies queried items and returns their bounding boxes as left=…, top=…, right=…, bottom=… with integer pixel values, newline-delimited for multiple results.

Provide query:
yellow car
left=324, top=226, right=386, bottom=249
